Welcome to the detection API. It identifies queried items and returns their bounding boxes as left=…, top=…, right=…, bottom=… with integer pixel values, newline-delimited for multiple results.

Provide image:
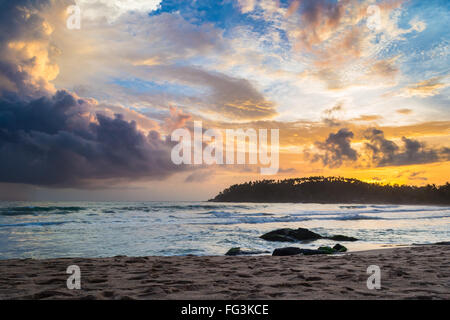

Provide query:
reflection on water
left=0, top=202, right=449, bottom=259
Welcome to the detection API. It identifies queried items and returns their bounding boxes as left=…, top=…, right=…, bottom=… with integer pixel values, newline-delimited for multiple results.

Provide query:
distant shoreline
left=210, top=176, right=450, bottom=205
left=208, top=199, right=450, bottom=206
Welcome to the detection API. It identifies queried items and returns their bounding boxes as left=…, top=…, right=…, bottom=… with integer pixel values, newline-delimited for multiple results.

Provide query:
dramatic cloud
left=0, top=90, right=181, bottom=186
left=282, top=0, right=421, bottom=90
left=288, top=0, right=351, bottom=51
left=363, top=128, right=400, bottom=165
left=77, top=0, right=162, bottom=22
left=0, top=0, right=448, bottom=197
left=321, top=102, right=344, bottom=126
left=309, top=126, right=449, bottom=169
left=49, top=8, right=277, bottom=121
left=396, top=108, right=413, bottom=115
left=364, top=128, right=443, bottom=166
left=143, top=65, right=277, bottom=120
left=312, top=128, right=358, bottom=168
left=0, top=0, right=58, bottom=97
left=0, top=1, right=188, bottom=187
left=164, top=106, right=192, bottom=132
left=399, top=77, right=449, bottom=97
left=54, top=10, right=226, bottom=91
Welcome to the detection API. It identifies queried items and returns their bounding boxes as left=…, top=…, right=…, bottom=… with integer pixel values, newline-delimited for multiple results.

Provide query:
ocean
left=0, top=202, right=449, bottom=259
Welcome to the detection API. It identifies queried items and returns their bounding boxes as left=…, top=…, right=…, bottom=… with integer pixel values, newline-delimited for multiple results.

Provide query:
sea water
left=0, top=202, right=449, bottom=259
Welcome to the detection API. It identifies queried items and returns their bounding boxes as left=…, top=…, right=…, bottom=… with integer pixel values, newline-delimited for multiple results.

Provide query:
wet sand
left=0, top=245, right=449, bottom=300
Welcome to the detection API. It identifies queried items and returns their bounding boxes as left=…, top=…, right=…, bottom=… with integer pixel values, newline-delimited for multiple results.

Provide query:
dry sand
left=0, top=245, right=449, bottom=300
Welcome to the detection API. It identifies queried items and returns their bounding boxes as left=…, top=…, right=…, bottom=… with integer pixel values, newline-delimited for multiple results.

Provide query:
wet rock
left=225, top=247, right=270, bottom=256
left=272, top=247, right=302, bottom=256
left=272, top=247, right=328, bottom=256
left=332, top=243, right=348, bottom=252
left=260, top=228, right=322, bottom=242
left=260, top=228, right=358, bottom=243
left=318, top=246, right=336, bottom=254
left=326, top=235, right=358, bottom=242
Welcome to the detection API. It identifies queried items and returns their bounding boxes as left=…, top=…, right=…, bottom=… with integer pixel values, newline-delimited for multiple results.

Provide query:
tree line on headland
left=209, top=176, right=450, bottom=205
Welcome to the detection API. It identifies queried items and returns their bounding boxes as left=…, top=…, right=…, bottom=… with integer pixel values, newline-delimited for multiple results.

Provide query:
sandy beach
left=0, top=244, right=449, bottom=300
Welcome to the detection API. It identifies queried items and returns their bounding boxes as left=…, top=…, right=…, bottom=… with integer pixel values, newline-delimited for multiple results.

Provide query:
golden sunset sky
left=0, top=0, right=448, bottom=200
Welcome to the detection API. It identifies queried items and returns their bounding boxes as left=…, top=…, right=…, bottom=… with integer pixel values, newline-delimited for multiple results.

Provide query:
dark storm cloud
left=0, top=90, right=181, bottom=186
left=363, top=128, right=399, bottom=165
left=312, top=128, right=358, bottom=168
left=0, top=1, right=191, bottom=187
left=310, top=127, right=449, bottom=168
left=364, top=128, right=442, bottom=167
left=0, top=0, right=50, bottom=42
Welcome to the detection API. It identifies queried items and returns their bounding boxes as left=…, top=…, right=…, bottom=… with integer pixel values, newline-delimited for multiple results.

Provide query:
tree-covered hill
left=209, top=176, right=450, bottom=205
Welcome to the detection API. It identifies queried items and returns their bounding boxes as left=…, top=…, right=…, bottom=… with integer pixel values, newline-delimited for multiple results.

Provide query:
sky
left=0, top=0, right=448, bottom=201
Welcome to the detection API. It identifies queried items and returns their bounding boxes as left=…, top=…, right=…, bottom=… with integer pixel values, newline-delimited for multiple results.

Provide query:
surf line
left=171, top=121, right=279, bottom=175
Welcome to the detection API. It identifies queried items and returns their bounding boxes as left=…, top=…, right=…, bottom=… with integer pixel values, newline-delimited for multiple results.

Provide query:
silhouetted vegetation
left=210, top=176, right=450, bottom=205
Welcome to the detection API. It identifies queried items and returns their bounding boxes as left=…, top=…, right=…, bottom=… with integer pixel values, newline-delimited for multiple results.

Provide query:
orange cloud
left=279, top=0, right=422, bottom=90
left=400, top=77, right=449, bottom=97
left=164, top=106, right=192, bottom=132
left=396, top=108, right=413, bottom=115
left=351, top=115, right=383, bottom=122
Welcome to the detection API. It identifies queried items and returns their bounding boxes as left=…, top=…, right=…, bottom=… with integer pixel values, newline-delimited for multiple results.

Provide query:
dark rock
left=326, top=235, right=358, bottom=242
left=412, top=242, right=450, bottom=246
left=272, top=247, right=329, bottom=256
left=260, top=228, right=358, bottom=244
left=300, top=249, right=329, bottom=255
left=318, top=246, right=336, bottom=254
left=332, top=243, right=347, bottom=252
left=225, top=247, right=270, bottom=256
left=225, top=247, right=241, bottom=256
left=260, top=228, right=322, bottom=242
left=272, top=247, right=303, bottom=256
